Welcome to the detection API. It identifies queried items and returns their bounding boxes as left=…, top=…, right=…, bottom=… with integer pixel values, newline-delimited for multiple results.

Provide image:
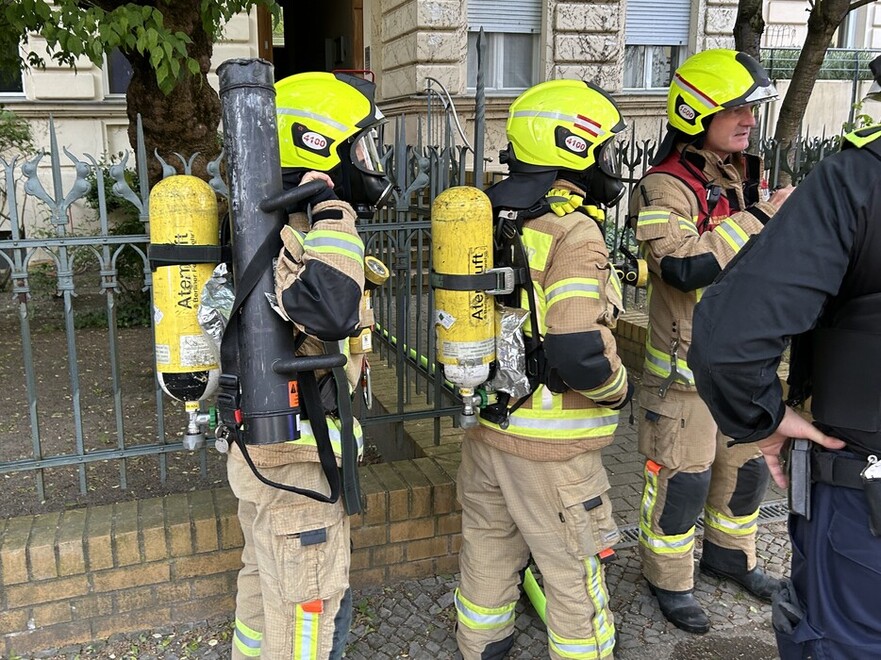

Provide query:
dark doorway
left=259, top=0, right=364, bottom=83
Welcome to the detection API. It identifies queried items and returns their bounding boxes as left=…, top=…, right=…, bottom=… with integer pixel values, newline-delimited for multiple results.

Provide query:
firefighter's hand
left=547, top=188, right=584, bottom=216
left=768, top=184, right=795, bottom=209
left=300, top=171, right=338, bottom=209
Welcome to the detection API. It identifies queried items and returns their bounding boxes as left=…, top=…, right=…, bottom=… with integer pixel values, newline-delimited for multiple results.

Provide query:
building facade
left=1, top=0, right=880, bottom=231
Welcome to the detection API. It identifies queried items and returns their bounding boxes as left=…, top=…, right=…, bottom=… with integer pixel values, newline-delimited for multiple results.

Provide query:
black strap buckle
left=216, top=373, right=242, bottom=427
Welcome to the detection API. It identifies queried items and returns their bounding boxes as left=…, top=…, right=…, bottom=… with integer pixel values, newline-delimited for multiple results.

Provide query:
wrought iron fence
left=0, top=74, right=852, bottom=504
left=762, top=47, right=879, bottom=82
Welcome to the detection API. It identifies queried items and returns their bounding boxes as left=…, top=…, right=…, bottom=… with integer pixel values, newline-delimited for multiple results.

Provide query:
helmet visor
left=349, top=127, right=394, bottom=210
left=350, top=128, right=385, bottom=176
left=597, top=138, right=622, bottom=178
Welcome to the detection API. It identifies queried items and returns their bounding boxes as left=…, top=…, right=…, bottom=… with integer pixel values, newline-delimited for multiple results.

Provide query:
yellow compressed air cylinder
left=149, top=175, right=220, bottom=407
left=431, top=186, right=495, bottom=391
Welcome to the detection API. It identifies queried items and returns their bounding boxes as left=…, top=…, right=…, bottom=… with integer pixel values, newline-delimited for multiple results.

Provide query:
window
left=0, top=41, right=23, bottom=94
left=106, top=48, right=132, bottom=96
left=835, top=10, right=859, bottom=49
left=467, top=0, right=540, bottom=93
left=624, top=46, right=684, bottom=90
left=624, top=0, right=690, bottom=90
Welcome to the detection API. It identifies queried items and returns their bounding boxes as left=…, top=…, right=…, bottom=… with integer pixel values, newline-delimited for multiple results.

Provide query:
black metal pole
left=218, top=58, right=299, bottom=445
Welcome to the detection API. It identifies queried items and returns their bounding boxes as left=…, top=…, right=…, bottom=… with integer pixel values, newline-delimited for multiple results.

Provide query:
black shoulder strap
left=488, top=204, right=552, bottom=424
left=221, top=234, right=356, bottom=509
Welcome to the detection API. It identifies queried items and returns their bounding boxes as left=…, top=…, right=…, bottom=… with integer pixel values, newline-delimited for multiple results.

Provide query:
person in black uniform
left=688, top=55, right=881, bottom=659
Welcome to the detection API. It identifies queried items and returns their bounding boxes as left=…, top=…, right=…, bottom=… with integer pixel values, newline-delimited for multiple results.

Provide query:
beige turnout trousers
left=456, top=436, right=618, bottom=659
left=637, top=377, right=769, bottom=591
left=227, top=444, right=350, bottom=659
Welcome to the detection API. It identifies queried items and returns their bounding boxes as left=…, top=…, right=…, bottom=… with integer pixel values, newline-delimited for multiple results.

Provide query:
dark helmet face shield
left=597, top=138, right=622, bottom=178
left=588, top=138, right=625, bottom=207
left=349, top=128, right=394, bottom=211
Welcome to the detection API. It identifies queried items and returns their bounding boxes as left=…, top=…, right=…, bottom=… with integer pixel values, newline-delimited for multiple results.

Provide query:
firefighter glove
left=306, top=183, right=339, bottom=208
left=546, top=188, right=584, bottom=216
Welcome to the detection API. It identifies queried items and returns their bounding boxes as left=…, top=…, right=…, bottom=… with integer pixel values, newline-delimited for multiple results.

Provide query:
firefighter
left=227, top=71, right=391, bottom=660
left=628, top=49, right=794, bottom=634
left=454, top=79, right=633, bottom=660
left=690, top=55, right=881, bottom=659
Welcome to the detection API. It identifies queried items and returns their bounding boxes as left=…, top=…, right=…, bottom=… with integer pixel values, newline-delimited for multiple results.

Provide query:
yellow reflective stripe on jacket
left=304, top=229, right=365, bottom=264
left=581, top=365, right=627, bottom=401
left=288, top=417, right=365, bottom=459
left=233, top=617, right=262, bottom=657
left=482, top=401, right=619, bottom=440
left=637, top=209, right=670, bottom=228
left=714, top=218, right=750, bottom=253
left=643, top=340, right=694, bottom=385
left=545, top=277, right=601, bottom=311
left=521, top=226, right=553, bottom=272
left=454, top=588, right=516, bottom=630
left=679, top=218, right=699, bottom=235
left=704, top=505, right=759, bottom=537
left=286, top=228, right=306, bottom=247
left=640, top=464, right=695, bottom=555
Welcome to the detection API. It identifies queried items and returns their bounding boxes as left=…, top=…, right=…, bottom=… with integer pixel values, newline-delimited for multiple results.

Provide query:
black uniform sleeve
left=688, top=147, right=880, bottom=443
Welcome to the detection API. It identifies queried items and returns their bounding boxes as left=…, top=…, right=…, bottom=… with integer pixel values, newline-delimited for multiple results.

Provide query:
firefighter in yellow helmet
left=629, top=49, right=793, bottom=634
left=228, top=71, right=390, bottom=660
left=454, top=79, right=633, bottom=660
left=690, top=53, right=881, bottom=660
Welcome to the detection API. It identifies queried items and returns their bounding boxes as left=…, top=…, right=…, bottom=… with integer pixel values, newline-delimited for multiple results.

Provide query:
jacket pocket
left=558, top=474, right=620, bottom=559
left=637, top=387, right=684, bottom=470
left=270, top=502, right=349, bottom=604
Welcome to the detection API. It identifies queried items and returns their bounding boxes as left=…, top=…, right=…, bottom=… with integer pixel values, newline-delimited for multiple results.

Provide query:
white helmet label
left=302, top=131, right=328, bottom=151
left=678, top=104, right=696, bottom=121
left=564, top=135, right=588, bottom=154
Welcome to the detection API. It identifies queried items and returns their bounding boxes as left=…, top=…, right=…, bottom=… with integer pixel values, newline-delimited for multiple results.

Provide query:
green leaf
left=155, top=62, right=168, bottom=89
left=187, top=58, right=200, bottom=75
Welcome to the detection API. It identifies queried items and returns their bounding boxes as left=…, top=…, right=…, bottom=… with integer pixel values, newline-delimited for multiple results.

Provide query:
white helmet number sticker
left=302, top=131, right=328, bottom=151
left=565, top=135, right=588, bottom=154
left=678, top=104, right=696, bottom=121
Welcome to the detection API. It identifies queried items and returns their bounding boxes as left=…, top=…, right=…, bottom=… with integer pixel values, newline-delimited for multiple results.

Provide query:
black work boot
left=647, top=582, right=710, bottom=634
left=700, top=541, right=782, bottom=603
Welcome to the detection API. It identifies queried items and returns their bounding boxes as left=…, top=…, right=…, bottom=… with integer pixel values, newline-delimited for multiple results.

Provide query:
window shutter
left=468, top=0, right=541, bottom=34
left=626, top=0, right=690, bottom=46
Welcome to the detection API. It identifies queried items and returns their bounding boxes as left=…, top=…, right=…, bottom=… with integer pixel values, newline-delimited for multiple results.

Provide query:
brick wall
left=0, top=316, right=648, bottom=656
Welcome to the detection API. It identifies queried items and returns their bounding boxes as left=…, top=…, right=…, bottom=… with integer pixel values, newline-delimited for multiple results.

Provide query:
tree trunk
left=773, top=0, right=852, bottom=183
left=122, top=1, right=221, bottom=185
left=733, top=0, right=765, bottom=60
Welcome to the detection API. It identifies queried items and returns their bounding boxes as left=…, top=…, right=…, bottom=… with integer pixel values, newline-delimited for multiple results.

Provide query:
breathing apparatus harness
left=641, top=140, right=762, bottom=236
left=475, top=159, right=629, bottom=428
left=214, top=180, right=363, bottom=514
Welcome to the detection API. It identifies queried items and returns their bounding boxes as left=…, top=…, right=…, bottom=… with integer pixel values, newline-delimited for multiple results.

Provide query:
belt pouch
left=860, top=463, right=881, bottom=537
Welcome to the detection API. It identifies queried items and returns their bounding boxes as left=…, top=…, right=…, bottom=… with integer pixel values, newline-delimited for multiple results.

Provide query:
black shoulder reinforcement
left=280, top=260, right=361, bottom=341
left=543, top=330, right=612, bottom=392
left=659, top=252, right=721, bottom=292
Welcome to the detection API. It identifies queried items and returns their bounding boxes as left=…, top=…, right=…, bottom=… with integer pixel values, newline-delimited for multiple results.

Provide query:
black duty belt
left=811, top=450, right=870, bottom=490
